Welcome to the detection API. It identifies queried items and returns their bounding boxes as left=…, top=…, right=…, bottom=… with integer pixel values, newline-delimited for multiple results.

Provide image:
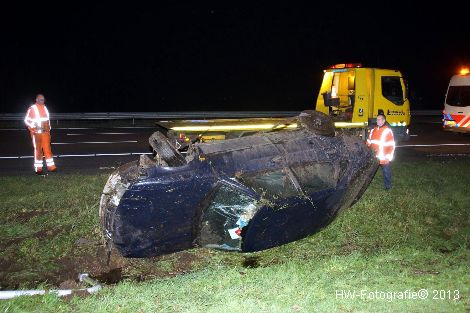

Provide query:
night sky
left=1, top=2, right=469, bottom=113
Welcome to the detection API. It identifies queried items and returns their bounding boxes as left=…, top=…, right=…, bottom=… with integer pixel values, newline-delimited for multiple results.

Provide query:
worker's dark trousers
left=381, top=163, right=392, bottom=190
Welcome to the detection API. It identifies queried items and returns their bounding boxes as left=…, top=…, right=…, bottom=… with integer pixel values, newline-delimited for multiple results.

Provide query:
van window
left=382, top=76, right=404, bottom=105
left=446, top=86, right=470, bottom=107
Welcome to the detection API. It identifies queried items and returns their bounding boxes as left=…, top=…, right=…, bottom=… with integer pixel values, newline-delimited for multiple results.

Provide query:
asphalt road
left=1, top=116, right=469, bottom=176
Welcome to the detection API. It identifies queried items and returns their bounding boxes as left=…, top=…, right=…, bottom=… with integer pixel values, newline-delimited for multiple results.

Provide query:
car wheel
left=298, top=110, right=336, bottom=136
left=149, top=131, right=186, bottom=166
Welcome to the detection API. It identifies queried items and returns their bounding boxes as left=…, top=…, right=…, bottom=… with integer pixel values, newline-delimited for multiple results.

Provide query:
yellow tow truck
left=158, top=63, right=411, bottom=146
left=316, top=63, right=411, bottom=141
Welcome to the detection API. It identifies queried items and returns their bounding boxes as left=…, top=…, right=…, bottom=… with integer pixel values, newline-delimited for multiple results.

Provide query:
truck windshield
left=382, top=76, right=404, bottom=105
left=446, top=86, right=470, bottom=107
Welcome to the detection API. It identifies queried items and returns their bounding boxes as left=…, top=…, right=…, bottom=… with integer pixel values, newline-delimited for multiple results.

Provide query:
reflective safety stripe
left=34, top=159, right=43, bottom=171
left=386, top=128, right=395, bottom=161
left=32, top=105, right=41, bottom=127
left=367, top=129, right=374, bottom=145
left=24, top=104, right=50, bottom=129
left=369, top=128, right=375, bottom=139
left=369, top=126, right=395, bottom=162
left=460, top=116, right=470, bottom=128
left=44, top=106, right=50, bottom=119
left=24, top=108, right=35, bottom=128
left=377, top=128, right=389, bottom=161
left=33, top=133, right=43, bottom=169
left=32, top=135, right=38, bottom=161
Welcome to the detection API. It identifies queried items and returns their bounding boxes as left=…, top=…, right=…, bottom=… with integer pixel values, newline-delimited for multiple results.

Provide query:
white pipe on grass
left=0, top=273, right=101, bottom=300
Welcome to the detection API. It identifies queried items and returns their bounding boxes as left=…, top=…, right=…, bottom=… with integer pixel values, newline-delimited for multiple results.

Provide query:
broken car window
left=199, top=184, right=258, bottom=250
left=291, top=162, right=337, bottom=194
left=240, top=169, right=298, bottom=198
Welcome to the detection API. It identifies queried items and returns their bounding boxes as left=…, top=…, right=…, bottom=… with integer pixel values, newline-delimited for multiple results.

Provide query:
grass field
left=0, top=158, right=469, bottom=312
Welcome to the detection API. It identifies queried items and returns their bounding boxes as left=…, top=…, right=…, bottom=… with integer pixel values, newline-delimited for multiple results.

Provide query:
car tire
left=298, top=110, right=336, bottom=136
left=149, top=131, right=186, bottom=166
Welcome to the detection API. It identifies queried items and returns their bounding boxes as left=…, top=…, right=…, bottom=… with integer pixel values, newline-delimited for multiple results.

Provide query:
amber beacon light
left=459, top=67, right=469, bottom=75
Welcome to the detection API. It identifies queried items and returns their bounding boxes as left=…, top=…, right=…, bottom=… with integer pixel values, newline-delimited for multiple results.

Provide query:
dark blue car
left=100, top=111, right=378, bottom=257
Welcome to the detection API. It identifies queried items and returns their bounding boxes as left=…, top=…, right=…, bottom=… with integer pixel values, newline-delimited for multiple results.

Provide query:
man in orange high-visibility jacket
left=367, top=113, right=395, bottom=190
left=24, top=94, right=57, bottom=174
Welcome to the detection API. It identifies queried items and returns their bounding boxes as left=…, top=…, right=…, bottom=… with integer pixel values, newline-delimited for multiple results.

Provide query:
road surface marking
left=66, top=132, right=136, bottom=135
left=52, top=140, right=138, bottom=145
left=397, top=143, right=470, bottom=147
left=0, top=152, right=151, bottom=159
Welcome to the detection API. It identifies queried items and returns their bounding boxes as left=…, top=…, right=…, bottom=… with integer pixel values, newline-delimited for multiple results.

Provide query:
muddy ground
left=1, top=242, right=208, bottom=291
left=0, top=213, right=212, bottom=291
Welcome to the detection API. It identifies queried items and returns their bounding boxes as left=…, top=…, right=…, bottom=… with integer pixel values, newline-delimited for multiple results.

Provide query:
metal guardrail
left=0, top=110, right=441, bottom=121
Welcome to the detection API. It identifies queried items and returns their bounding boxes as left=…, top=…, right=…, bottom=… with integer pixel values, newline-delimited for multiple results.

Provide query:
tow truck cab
left=315, top=63, right=411, bottom=142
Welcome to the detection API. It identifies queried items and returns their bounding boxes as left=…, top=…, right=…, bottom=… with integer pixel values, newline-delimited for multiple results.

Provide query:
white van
left=443, top=68, right=470, bottom=133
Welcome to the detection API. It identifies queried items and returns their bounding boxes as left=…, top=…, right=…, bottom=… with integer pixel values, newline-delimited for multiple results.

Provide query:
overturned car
left=100, top=111, right=378, bottom=257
